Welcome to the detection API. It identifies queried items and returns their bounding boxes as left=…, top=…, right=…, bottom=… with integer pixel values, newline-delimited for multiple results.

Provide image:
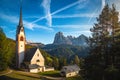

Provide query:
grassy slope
left=0, top=70, right=41, bottom=80
left=39, top=71, right=83, bottom=80
left=0, top=70, right=83, bottom=80
left=66, top=76, right=84, bottom=80
left=38, top=70, right=60, bottom=77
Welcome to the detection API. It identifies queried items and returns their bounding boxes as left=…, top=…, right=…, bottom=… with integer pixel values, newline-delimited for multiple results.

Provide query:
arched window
left=20, top=36, right=24, bottom=41
left=36, top=59, right=40, bottom=62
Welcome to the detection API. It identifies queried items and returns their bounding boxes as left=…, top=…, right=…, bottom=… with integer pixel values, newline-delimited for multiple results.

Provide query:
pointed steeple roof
left=17, top=0, right=24, bottom=34
left=18, top=0, right=23, bottom=27
left=16, top=0, right=25, bottom=40
left=19, top=5, right=23, bottom=26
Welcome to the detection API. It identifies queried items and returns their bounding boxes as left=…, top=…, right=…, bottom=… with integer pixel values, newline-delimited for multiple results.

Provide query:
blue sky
left=0, top=0, right=120, bottom=44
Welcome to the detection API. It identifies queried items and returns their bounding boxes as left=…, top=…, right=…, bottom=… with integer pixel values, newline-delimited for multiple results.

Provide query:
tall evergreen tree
left=84, top=4, right=120, bottom=80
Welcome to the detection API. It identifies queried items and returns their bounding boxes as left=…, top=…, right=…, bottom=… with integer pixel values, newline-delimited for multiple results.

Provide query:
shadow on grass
left=66, top=76, right=84, bottom=80
left=39, top=71, right=61, bottom=77
left=15, top=72, right=40, bottom=79
left=0, top=75, right=22, bottom=80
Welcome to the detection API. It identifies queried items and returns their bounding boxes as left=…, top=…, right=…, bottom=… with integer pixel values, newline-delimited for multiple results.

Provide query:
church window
left=36, top=59, right=40, bottom=62
left=21, top=28, right=24, bottom=32
left=37, top=54, right=39, bottom=57
left=20, top=36, right=24, bottom=41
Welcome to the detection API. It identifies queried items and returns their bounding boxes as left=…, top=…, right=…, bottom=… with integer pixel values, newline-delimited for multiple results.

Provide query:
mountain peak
left=53, top=32, right=88, bottom=46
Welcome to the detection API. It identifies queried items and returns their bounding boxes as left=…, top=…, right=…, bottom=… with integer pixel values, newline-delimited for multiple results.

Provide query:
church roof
left=29, top=64, right=40, bottom=69
left=24, top=47, right=38, bottom=62
left=19, top=5, right=23, bottom=27
left=16, top=0, right=25, bottom=40
left=16, top=4, right=24, bottom=34
left=61, top=64, right=80, bottom=73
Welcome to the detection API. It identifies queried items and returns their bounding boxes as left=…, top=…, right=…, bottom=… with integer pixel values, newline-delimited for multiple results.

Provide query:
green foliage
left=84, top=4, right=120, bottom=80
left=66, top=76, right=84, bottom=80
left=52, top=57, right=59, bottom=69
left=38, top=71, right=60, bottom=77
left=44, top=44, right=88, bottom=58
left=74, top=55, right=80, bottom=66
left=39, top=48, right=54, bottom=67
left=0, top=27, right=11, bottom=71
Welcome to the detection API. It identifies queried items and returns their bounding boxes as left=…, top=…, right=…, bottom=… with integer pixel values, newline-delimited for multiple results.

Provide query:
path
left=0, top=70, right=65, bottom=80
left=0, top=70, right=13, bottom=76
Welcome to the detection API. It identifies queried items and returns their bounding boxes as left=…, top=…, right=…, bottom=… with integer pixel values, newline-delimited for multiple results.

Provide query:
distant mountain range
left=27, top=32, right=89, bottom=59
left=40, top=32, right=89, bottom=59
left=53, top=32, right=88, bottom=46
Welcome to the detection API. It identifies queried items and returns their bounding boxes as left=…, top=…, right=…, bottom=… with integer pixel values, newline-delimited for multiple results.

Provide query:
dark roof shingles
left=24, top=47, right=37, bottom=62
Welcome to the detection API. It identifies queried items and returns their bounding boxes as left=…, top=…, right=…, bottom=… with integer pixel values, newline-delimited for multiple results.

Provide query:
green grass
left=38, top=70, right=61, bottom=77
left=66, top=76, right=84, bottom=80
left=0, top=69, right=10, bottom=75
left=0, top=70, right=41, bottom=80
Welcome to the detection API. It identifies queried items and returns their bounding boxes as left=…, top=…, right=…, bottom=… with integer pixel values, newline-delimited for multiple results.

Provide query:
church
left=16, top=3, right=54, bottom=73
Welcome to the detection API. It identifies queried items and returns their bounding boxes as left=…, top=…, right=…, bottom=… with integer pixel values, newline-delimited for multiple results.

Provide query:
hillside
left=42, top=44, right=89, bottom=60
left=41, top=32, right=89, bottom=60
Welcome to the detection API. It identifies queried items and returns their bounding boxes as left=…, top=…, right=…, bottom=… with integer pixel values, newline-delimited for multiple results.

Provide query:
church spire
left=19, top=0, right=23, bottom=26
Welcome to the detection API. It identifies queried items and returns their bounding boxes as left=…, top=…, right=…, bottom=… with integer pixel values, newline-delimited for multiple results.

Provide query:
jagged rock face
left=53, top=32, right=72, bottom=45
left=53, top=32, right=88, bottom=46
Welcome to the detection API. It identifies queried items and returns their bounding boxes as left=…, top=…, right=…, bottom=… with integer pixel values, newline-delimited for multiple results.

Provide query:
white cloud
left=87, top=0, right=106, bottom=24
left=53, top=24, right=92, bottom=29
left=76, top=0, right=89, bottom=9
left=51, top=0, right=87, bottom=15
left=64, top=30, right=91, bottom=37
left=9, top=29, right=16, bottom=33
left=32, top=0, right=88, bottom=24
left=101, top=0, right=106, bottom=11
left=41, top=0, right=52, bottom=27
left=0, top=13, right=18, bottom=23
left=52, top=13, right=98, bottom=18
left=0, top=13, right=54, bottom=31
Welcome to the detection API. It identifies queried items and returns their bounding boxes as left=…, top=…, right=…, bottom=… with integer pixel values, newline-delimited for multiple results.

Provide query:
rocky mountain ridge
left=53, top=32, right=88, bottom=46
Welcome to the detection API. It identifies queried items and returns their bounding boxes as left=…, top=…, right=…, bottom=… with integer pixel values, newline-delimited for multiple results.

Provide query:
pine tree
left=74, top=55, right=80, bottom=66
left=53, top=57, right=59, bottom=69
left=84, top=4, right=120, bottom=80
left=0, top=27, right=10, bottom=71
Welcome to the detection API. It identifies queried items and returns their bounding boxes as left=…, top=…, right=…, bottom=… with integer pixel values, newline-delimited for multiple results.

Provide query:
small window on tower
left=20, top=36, right=24, bottom=41
left=21, top=29, right=24, bottom=32
left=37, top=54, right=39, bottom=57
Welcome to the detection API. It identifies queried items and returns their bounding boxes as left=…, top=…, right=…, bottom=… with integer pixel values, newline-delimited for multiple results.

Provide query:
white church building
left=16, top=3, right=54, bottom=73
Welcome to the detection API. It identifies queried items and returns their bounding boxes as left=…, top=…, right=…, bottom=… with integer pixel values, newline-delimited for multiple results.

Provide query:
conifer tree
left=84, top=4, right=120, bottom=80
left=74, top=55, right=80, bottom=66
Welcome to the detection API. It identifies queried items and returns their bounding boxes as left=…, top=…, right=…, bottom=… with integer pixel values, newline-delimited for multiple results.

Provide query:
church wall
left=29, top=68, right=38, bottom=73
left=30, top=49, right=44, bottom=66
left=18, top=41, right=25, bottom=65
left=17, top=30, right=25, bottom=67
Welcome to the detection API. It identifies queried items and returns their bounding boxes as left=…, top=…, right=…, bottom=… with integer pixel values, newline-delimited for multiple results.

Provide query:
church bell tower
left=16, top=1, right=26, bottom=68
